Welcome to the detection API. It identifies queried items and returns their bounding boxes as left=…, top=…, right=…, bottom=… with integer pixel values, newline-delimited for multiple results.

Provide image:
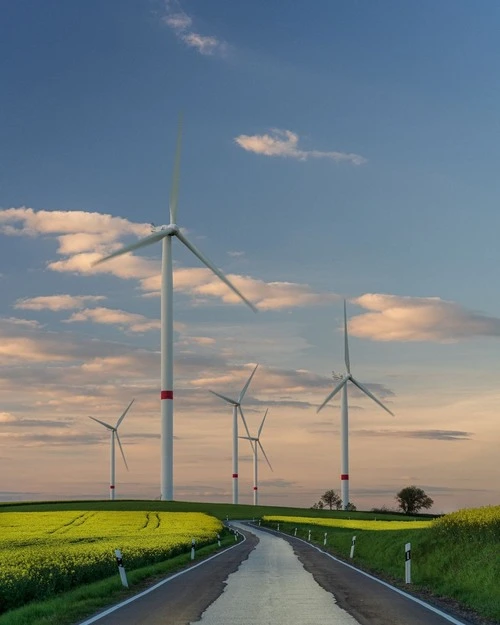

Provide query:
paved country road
left=79, top=523, right=475, bottom=625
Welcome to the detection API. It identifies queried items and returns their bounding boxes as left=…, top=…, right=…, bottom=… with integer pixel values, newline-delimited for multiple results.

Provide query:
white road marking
left=78, top=533, right=247, bottom=625
left=267, top=525, right=469, bottom=625
left=190, top=523, right=360, bottom=624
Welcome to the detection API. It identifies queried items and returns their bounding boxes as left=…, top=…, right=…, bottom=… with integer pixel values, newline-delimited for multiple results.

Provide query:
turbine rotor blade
left=344, top=299, right=351, bottom=375
left=169, top=113, right=183, bottom=224
left=350, top=377, right=395, bottom=416
left=209, top=390, right=238, bottom=406
left=175, top=230, right=258, bottom=313
left=258, top=441, right=273, bottom=472
left=238, top=363, right=259, bottom=403
left=115, top=431, right=129, bottom=471
left=88, top=416, right=114, bottom=431
left=238, top=406, right=252, bottom=440
left=116, top=398, right=135, bottom=429
left=257, top=408, right=268, bottom=438
left=92, top=230, right=169, bottom=266
left=316, top=377, right=348, bottom=414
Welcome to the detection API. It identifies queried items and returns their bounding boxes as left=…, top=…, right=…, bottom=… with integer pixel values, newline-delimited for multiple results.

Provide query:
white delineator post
left=308, top=529, right=311, bottom=541
left=323, top=532, right=327, bottom=546
left=277, top=523, right=280, bottom=531
left=191, top=538, right=196, bottom=560
left=405, top=542, right=411, bottom=583
left=161, top=235, right=174, bottom=501
left=115, top=549, right=128, bottom=588
left=294, top=527, right=297, bottom=536
left=217, top=533, right=221, bottom=547
left=350, top=535, right=356, bottom=559
left=109, top=429, right=115, bottom=500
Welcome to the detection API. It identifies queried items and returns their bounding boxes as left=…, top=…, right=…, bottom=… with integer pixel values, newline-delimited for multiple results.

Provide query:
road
left=79, top=523, right=473, bottom=625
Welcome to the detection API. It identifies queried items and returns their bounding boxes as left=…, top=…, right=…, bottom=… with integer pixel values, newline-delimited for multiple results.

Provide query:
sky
left=1, top=0, right=500, bottom=513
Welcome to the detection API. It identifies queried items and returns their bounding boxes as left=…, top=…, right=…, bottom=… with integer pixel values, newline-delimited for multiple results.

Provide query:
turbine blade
left=209, top=390, right=238, bottom=406
left=238, top=363, right=259, bottom=403
left=116, top=398, right=135, bottom=429
left=88, top=416, right=114, bottom=431
left=175, top=230, right=258, bottom=313
left=93, top=231, right=168, bottom=266
left=169, top=113, right=183, bottom=224
left=239, top=406, right=252, bottom=440
left=258, top=441, right=273, bottom=472
left=350, top=377, right=395, bottom=416
left=115, top=432, right=129, bottom=471
left=316, top=378, right=347, bottom=414
left=344, top=299, right=351, bottom=375
left=257, top=408, right=268, bottom=438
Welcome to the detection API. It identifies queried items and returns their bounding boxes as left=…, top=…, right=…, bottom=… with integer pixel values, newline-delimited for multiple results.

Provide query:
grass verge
left=262, top=517, right=500, bottom=623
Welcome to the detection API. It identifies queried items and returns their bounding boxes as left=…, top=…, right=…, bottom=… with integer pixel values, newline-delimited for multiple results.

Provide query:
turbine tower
left=88, top=399, right=134, bottom=500
left=317, top=301, right=394, bottom=510
left=94, top=117, right=257, bottom=500
left=240, top=408, right=273, bottom=505
left=209, top=364, right=259, bottom=504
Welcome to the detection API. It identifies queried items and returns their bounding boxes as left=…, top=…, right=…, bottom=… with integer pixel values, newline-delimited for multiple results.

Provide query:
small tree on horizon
left=320, top=489, right=342, bottom=510
left=396, top=486, right=434, bottom=514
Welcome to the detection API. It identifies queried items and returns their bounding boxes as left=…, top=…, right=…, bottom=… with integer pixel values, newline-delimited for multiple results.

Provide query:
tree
left=320, top=490, right=342, bottom=510
left=396, top=486, right=434, bottom=514
left=310, top=501, right=325, bottom=510
left=345, top=502, right=357, bottom=511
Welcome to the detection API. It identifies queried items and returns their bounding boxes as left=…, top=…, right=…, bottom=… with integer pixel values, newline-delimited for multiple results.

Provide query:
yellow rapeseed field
left=0, top=511, right=222, bottom=613
left=263, top=515, right=431, bottom=531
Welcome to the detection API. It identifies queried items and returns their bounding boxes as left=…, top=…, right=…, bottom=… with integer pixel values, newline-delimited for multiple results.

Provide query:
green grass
left=263, top=506, right=500, bottom=623
left=0, top=498, right=428, bottom=521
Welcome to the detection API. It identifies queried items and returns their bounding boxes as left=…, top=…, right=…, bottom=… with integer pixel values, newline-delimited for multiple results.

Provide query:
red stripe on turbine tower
left=341, top=474, right=349, bottom=480
left=161, top=391, right=173, bottom=400
left=253, top=486, right=258, bottom=490
left=232, top=473, right=238, bottom=478
left=110, top=485, right=115, bottom=489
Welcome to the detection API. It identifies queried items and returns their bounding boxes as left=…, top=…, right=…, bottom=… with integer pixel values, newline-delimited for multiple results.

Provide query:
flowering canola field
left=0, top=510, right=222, bottom=613
left=263, top=515, right=432, bottom=531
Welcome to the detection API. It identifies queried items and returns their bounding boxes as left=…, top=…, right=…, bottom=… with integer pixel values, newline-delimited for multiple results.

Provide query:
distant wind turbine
left=88, top=399, right=134, bottom=500
left=93, top=117, right=257, bottom=501
left=209, top=364, right=259, bottom=504
left=317, top=301, right=394, bottom=510
left=240, top=408, right=273, bottom=505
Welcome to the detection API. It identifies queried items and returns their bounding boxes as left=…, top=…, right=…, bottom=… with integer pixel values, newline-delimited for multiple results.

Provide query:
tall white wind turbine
left=94, top=118, right=257, bottom=501
left=317, top=301, right=394, bottom=510
left=240, top=408, right=273, bottom=506
left=88, top=399, right=134, bottom=500
left=209, top=364, right=259, bottom=504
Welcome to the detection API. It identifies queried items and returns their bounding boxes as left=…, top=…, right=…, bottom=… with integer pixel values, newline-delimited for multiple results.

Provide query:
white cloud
left=162, top=1, right=227, bottom=56
left=66, top=307, right=160, bottom=333
left=234, top=129, right=367, bottom=165
left=350, top=294, right=500, bottom=342
left=15, top=294, right=106, bottom=311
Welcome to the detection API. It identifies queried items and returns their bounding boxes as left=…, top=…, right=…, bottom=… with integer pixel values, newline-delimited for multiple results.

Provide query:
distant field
left=0, top=510, right=222, bottom=614
left=0, top=498, right=429, bottom=521
left=262, top=505, right=500, bottom=622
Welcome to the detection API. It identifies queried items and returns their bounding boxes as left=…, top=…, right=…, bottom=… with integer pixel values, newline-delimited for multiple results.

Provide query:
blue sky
left=1, top=0, right=500, bottom=511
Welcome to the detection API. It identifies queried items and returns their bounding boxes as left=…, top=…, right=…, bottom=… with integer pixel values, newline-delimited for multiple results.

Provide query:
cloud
left=15, top=294, right=106, bottom=311
left=0, top=412, right=71, bottom=428
left=66, top=307, right=160, bottom=333
left=354, top=429, right=473, bottom=441
left=350, top=294, right=500, bottom=342
left=142, top=268, right=338, bottom=310
left=162, top=1, right=227, bottom=56
left=234, top=129, right=367, bottom=165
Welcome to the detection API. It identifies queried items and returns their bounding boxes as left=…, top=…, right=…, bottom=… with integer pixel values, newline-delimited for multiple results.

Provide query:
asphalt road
left=79, top=523, right=474, bottom=625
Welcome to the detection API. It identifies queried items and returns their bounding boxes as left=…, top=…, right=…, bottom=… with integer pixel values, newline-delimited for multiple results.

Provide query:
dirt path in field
left=79, top=523, right=480, bottom=625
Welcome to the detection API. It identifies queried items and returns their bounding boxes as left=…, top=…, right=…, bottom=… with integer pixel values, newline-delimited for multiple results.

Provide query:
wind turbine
left=240, top=408, right=273, bottom=505
left=209, top=364, right=259, bottom=504
left=317, top=301, right=394, bottom=510
left=93, top=117, right=257, bottom=501
left=88, top=399, right=134, bottom=500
